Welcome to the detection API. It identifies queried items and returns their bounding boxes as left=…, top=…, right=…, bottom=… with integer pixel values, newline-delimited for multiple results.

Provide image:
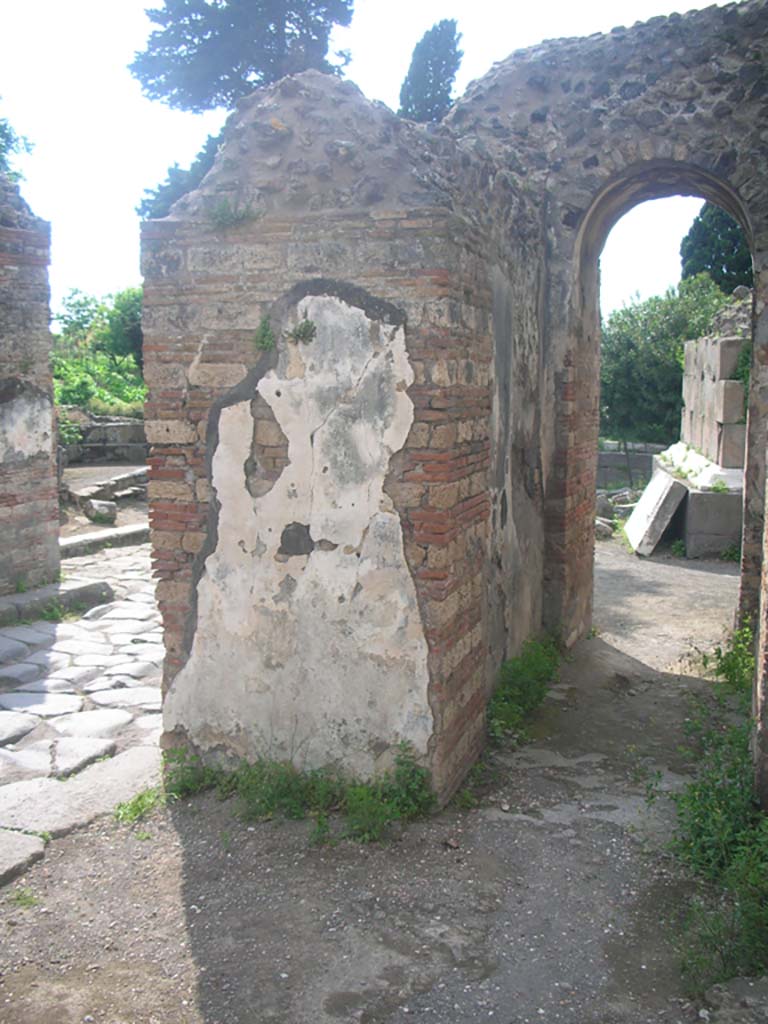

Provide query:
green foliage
left=130, top=0, right=354, bottom=113
left=721, top=542, right=741, bottom=563
left=57, top=413, right=83, bottom=446
left=207, top=197, right=256, bottom=230
left=681, top=202, right=753, bottom=293
left=160, top=743, right=434, bottom=844
left=600, top=274, right=730, bottom=445
left=138, top=131, right=221, bottom=219
left=488, top=636, right=559, bottom=741
left=114, top=786, right=165, bottom=823
left=7, top=886, right=39, bottom=909
left=670, top=539, right=687, bottom=558
left=669, top=622, right=768, bottom=991
left=288, top=315, right=317, bottom=344
left=710, top=479, right=729, bottom=494
left=399, top=19, right=463, bottom=123
left=0, top=99, right=31, bottom=179
left=52, top=288, right=146, bottom=414
left=253, top=316, right=276, bottom=351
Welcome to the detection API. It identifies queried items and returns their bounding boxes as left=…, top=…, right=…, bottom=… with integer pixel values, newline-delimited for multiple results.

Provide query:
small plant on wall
left=288, top=312, right=317, bottom=344
left=253, top=316, right=275, bottom=351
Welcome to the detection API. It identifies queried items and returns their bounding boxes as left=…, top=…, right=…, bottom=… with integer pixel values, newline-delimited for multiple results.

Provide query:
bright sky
left=1, top=0, right=723, bottom=320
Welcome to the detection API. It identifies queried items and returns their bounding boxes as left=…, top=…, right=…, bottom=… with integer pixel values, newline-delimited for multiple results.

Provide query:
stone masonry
left=681, top=291, right=751, bottom=468
left=0, top=175, right=59, bottom=595
left=142, top=0, right=768, bottom=802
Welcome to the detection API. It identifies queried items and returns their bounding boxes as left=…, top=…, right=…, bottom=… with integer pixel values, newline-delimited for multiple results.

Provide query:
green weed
left=288, top=314, right=317, bottom=344
left=7, top=886, right=39, bottom=909
left=253, top=316, right=276, bottom=352
left=114, top=786, right=165, bottom=823
left=720, top=542, right=741, bottom=563
left=207, top=197, right=255, bottom=230
left=670, top=539, right=687, bottom=558
left=488, top=636, right=559, bottom=742
left=710, top=479, right=729, bottom=494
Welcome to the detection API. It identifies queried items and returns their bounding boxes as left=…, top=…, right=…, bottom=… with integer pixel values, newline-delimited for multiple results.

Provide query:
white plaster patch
left=0, top=388, right=52, bottom=463
left=165, top=295, right=433, bottom=777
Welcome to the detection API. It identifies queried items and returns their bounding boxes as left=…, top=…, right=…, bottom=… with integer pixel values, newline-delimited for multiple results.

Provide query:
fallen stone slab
left=0, top=746, right=161, bottom=837
left=0, top=712, right=40, bottom=746
left=0, top=691, right=83, bottom=717
left=89, top=686, right=161, bottom=711
left=51, top=709, right=133, bottom=739
left=59, top=523, right=150, bottom=559
left=0, top=829, right=45, bottom=886
left=624, top=469, right=687, bottom=556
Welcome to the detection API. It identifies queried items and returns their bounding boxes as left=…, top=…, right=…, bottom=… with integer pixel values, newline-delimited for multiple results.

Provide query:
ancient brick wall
left=0, top=175, right=59, bottom=594
left=143, top=1, right=768, bottom=800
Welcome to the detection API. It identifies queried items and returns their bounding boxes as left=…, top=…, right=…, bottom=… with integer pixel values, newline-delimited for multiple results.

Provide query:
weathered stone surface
left=51, top=709, right=133, bottom=739
left=0, top=663, right=41, bottom=686
left=0, top=745, right=161, bottom=836
left=103, top=660, right=157, bottom=680
left=0, top=828, right=44, bottom=886
left=90, top=686, right=161, bottom=710
left=83, top=498, right=117, bottom=524
left=0, top=625, right=52, bottom=648
left=0, top=691, right=83, bottom=717
left=624, top=471, right=687, bottom=557
left=0, top=637, right=29, bottom=665
left=0, top=711, right=39, bottom=746
left=53, top=737, right=116, bottom=778
left=14, top=676, right=75, bottom=694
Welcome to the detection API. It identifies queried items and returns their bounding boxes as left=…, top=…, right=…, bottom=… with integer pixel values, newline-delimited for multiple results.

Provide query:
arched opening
left=555, top=160, right=759, bottom=652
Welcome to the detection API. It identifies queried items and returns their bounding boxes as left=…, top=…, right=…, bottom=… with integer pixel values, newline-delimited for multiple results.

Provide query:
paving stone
left=0, top=663, right=42, bottom=686
left=0, top=742, right=53, bottom=778
left=0, top=746, right=162, bottom=836
left=101, top=619, right=150, bottom=636
left=0, top=828, right=45, bottom=886
left=82, top=604, right=116, bottom=621
left=109, top=632, right=147, bottom=646
left=15, top=677, right=76, bottom=694
left=117, top=643, right=165, bottom=663
left=104, top=604, right=156, bottom=621
left=52, top=638, right=115, bottom=657
left=0, top=691, right=83, bottom=717
left=46, top=665, right=101, bottom=687
left=123, top=674, right=161, bottom=689
left=89, top=687, right=162, bottom=711
left=104, top=660, right=158, bottom=680
left=51, top=709, right=133, bottom=739
left=0, top=625, right=55, bottom=648
left=73, top=654, right=128, bottom=669
left=0, top=712, right=40, bottom=746
left=24, top=650, right=72, bottom=672
left=0, top=637, right=30, bottom=665
left=54, top=737, right=116, bottom=778
left=82, top=676, right=124, bottom=693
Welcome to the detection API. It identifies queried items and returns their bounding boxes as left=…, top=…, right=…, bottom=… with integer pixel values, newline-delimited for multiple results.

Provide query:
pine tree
left=398, top=20, right=462, bottom=123
left=130, top=0, right=354, bottom=113
left=680, top=202, right=753, bottom=293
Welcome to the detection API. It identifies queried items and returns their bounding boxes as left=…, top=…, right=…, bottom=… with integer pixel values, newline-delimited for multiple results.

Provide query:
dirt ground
left=59, top=464, right=148, bottom=539
left=0, top=539, right=747, bottom=1024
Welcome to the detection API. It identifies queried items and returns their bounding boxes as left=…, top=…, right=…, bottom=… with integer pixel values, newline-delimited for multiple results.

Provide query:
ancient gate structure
left=142, top=0, right=768, bottom=800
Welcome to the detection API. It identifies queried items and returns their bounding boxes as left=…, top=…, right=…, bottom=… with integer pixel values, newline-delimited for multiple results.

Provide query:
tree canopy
left=138, top=131, right=221, bottom=219
left=398, top=19, right=463, bottom=123
left=600, top=274, right=730, bottom=446
left=130, top=0, right=354, bottom=113
left=680, top=201, right=753, bottom=293
left=0, top=101, right=30, bottom=179
left=57, top=288, right=144, bottom=372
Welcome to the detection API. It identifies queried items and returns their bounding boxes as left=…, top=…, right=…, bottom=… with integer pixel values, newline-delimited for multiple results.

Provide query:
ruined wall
left=681, top=292, right=751, bottom=468
left=143, top=0, right=768, bottom=799
left=142, top=74, right=544, bottom=797
left=0, top=176, right=58, bottom=594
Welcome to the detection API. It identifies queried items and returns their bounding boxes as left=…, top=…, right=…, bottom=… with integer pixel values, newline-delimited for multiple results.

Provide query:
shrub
left=488, top=636, right=559, bottom=740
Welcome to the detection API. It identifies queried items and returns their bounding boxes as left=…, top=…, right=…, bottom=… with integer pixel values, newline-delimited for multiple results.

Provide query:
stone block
left=717, top=423, right=746, bottom=469
left=624, top=469, right=687, bottom=556
left=187, top=361, right=247, bottom=387
left=84, top=498, right=117, bottom=524
left=715, top=337, right=743, bottom=381
left=684, top=489, right=743, bottom=559
left=144, top=419, right=197, bottom=445
left=714, top=380, right=745, bottom=424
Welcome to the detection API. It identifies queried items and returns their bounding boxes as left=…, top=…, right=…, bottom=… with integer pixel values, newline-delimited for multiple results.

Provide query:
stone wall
left=681, top=292, right=751, bottom=468
left=0, top=176, right=58, bottom=595
left=143, top=0, right=768, bottom=801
